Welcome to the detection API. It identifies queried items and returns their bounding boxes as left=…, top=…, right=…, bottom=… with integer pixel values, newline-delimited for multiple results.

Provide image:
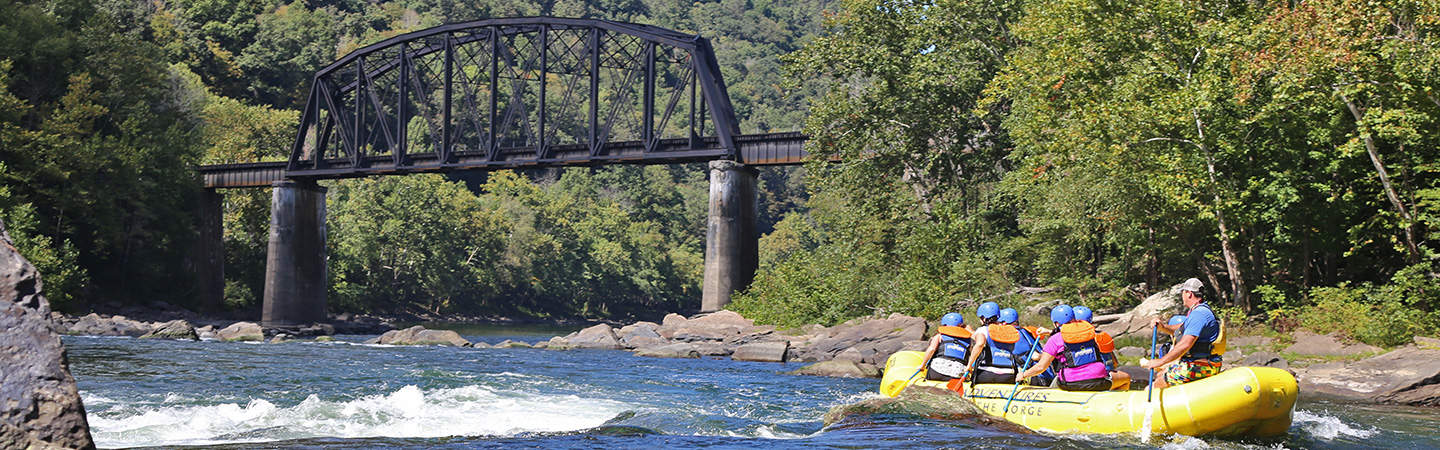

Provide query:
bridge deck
left=201, top=132, right=808, bottom=189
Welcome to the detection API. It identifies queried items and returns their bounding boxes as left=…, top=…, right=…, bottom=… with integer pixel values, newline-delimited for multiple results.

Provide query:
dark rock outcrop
left=1297, top=346, right=1440, bottom=406
left=139, top=320, right=199, bottom=340
left=0, top=219, right=95, bottom=449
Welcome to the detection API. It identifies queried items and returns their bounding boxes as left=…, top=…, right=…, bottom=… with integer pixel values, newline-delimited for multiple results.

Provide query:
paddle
left=1140, top=322, right=1160, bottom=443
left=1001, top=336, right=1038, bottom=418
left=1148, top=323, right=1158, bottom=402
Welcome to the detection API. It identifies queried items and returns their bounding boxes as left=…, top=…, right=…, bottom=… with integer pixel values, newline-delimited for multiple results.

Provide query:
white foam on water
left=87, top=384, right=633, bottom=448
left=1294, top=409, right=1378, bottom=440
left=1159, top=436, right=1212, bottom=449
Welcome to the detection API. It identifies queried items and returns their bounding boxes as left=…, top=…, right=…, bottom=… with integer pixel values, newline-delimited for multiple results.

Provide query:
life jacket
left=929, top=326, right=972, bottom=378
left=980, top=324, right=1022, bottom=369
left=1095, top=330, right=1117, bottom=371
left=1182, top=304, right=1227, bottom=362
left=1059, top=322, right=1104, bottom=370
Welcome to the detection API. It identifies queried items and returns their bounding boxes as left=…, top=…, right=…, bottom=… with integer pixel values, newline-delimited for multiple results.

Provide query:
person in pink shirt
left=1014, top=305, right=1113, bottom=391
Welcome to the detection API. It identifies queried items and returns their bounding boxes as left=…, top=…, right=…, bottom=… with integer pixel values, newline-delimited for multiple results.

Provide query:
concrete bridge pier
left=195, top=189, right=224, bottom=313
left=702, top=160, right=759, bottom=312
left=261, top=180, right=328, bottom=326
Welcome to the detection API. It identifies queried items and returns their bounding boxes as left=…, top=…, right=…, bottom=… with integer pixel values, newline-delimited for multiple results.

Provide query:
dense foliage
left=734, top=0, right=1440, bottom=343
left=0, top=0, right=820, bottom=318
left=3, top=0, right=1437, bottom=337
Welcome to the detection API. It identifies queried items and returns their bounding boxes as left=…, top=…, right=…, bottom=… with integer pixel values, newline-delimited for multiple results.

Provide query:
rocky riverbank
left=46, top=287, right=1440, bottom=407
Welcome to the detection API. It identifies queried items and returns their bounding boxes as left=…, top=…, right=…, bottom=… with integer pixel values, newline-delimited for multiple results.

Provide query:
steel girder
left=286, top=17, right=745, bottom=179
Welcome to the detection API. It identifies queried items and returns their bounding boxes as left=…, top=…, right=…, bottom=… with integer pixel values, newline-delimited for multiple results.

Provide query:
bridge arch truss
left=287, top=17, right=746, bottom=178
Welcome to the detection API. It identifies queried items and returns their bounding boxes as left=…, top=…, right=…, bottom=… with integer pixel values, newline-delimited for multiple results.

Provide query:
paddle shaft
left=1002, top=335, right=1039, bottom=417
left=1148, top=323, right=1158, bottom=402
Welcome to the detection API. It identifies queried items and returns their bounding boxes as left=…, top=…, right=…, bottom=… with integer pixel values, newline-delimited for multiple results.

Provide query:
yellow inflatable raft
left=879, top=351, right=1297, bottom=438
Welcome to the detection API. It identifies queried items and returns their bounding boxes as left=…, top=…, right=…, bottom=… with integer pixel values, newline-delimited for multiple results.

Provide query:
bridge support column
left=702, top=160, right=758, bottom=312
left=261, top=180, right=328, bottom=326
left=196, top=189, right=224, bottom=313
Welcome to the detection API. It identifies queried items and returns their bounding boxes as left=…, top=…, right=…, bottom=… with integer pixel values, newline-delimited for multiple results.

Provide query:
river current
left=66, top=325, right=1440, bottom=449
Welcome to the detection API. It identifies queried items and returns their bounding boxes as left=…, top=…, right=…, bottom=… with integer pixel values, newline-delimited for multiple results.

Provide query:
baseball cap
left=1179, top=278, right=1203, bottom=293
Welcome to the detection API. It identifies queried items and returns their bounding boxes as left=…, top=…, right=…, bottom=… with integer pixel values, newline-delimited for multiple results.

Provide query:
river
left=66, top=325, right=1440, bottom=449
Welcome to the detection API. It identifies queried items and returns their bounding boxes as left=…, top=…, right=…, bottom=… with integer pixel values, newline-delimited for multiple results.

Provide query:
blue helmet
left=977, top=301, right=1001, bottom=321
left=941, top=312, right=965, bottom=327
left=1073, top=306, right=1093, bottom=322
left=1168, top=315, right=1186, bottom=327
left=1050, top=305, right=1074, bottom=325
left=999, top=308, right=1019, bottom=324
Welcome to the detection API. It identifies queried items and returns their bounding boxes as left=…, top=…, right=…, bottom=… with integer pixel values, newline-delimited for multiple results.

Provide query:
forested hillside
left=732, top=0, right=1440, bottom=346
left=4, top=0, right=1438, bottom=337
left=0, top=0, right=823, bottom=318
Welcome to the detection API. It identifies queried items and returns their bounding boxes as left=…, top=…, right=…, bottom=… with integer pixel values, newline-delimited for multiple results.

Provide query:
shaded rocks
left=1416, top=336, right=1440, bottom=349
left=1284, top=331, right=1383, bottom=356
left=1297, top=346, right=1440, bottom=406
left=567, top=324, right=623, bottom=350
left=1237, top=351, right=1289, bottom=370
left=216, top=322, right=265, bottom=342
left=139, top=320, right=199, bottom=341
left=732, top=341, right=789, bottom=363
left=196, top=325, right=216, bottom=340
left=668, top=310, right=753, bottom=342
left=67, top=313, right=151, bottom=337
left=492, top=339, right=531, bottom=348
left=1098, top=282, right=1184, bottom=338
left=634, top=343, right=702, bottom=359
left=790, top=313, right=927, bottom=365
left=371, top=326, right=472, bottom=347
left=0, top=219, right=95, bottom=449
left=822, top=386, right=1028, bottom=433
left=789, top=360, right=881, bottom=378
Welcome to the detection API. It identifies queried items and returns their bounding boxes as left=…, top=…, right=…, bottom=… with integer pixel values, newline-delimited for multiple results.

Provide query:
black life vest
left=928, top=326, right=972, bottom=377
left=1182, top=303, right=1224, bottom=362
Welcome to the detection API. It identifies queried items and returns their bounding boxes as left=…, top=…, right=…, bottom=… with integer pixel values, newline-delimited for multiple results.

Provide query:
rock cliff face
left=0, top=219, right=95, bottom=449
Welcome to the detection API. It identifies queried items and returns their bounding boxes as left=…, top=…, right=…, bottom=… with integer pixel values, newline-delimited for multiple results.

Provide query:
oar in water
left=1001, top=339, right=1039, bottom=418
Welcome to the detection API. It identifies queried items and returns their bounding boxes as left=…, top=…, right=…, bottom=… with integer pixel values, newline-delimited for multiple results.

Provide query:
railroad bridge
left=198, top=18, right=810, bottom=326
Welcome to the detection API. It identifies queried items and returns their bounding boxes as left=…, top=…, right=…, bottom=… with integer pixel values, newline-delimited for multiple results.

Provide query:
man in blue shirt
left=1142, top=278, right=1223, bottom=388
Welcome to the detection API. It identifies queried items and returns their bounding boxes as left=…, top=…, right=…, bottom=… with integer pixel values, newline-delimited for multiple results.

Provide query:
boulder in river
left=195, top=325, right=216, bottom=340
left=67, top=313, right=151, bottom=337
left=656, top=313, right=688, bottom=339
left=823, top=386, right=1029, bottom=432
left=1097, top=282, right=1183, bottom=338
left=622, top=335, right=669, bottom=350
left=732, top=341, right=789, bottom=363
left=216, top=322, right=265, bottom=342
left=634, top=343, right=701, bottom=359
left=493, top=339, right=531, bottom=348
left=375, top=326, right=472, bottom=347
left=789, top=360, right=881, bottom=378
left=568, top=324, right=622, bottom=349
left=139, top=320, right=199, bottom=340
left=669, top=310, right=753, bottom=342
left=1297, top=346, right=1440, bottom=406
left=793, top=313, right=926, bottom=364
left=0, top=219, right=95, bottom=449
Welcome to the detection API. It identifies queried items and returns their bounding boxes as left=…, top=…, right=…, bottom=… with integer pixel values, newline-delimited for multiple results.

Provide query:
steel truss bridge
left=201, top=17, right=809, bottom=188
